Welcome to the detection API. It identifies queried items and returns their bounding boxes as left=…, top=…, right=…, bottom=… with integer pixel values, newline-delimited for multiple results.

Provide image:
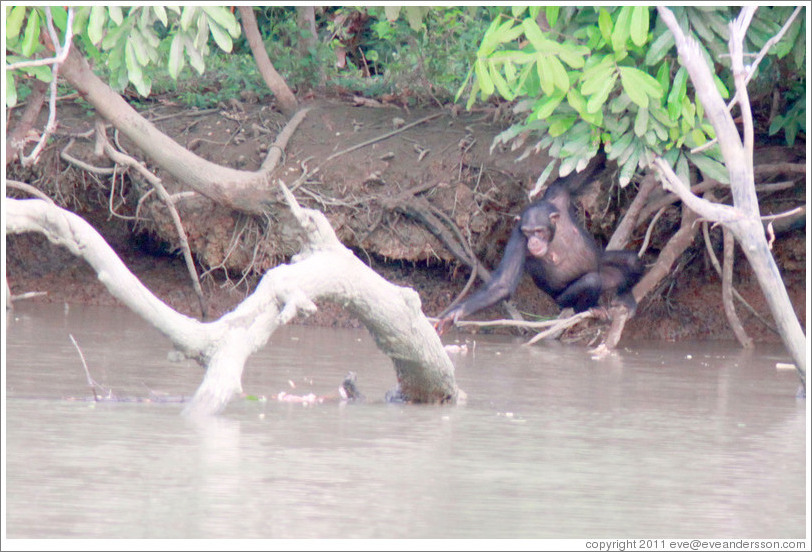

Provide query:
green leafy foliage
left=466, top=6, right=806, bottom=188
left=5, top=6, right=241, bottom=105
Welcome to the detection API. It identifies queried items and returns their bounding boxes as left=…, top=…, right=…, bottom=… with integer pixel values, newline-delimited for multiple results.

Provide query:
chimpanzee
left=435, top=161, right=644, bottom=335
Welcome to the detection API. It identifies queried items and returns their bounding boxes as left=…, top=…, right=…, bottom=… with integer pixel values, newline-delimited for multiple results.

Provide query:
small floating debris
left=775, top=362, right=796, bottom=371
left=444, top=344, right=468, bottom=355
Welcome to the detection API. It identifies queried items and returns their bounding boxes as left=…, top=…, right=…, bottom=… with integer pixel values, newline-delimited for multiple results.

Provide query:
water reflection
left=4, top=303, right=807, bottom=538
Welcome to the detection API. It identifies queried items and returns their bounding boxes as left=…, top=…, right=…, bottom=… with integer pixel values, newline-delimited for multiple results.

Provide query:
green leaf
left=466, top=79, right=480, bottom=110
left=548, top=55, right=570, bottom=92
left=404, top=6, right=428, bottom=31
left=130, top=72, right=151, bottom=97
left=546, top=6, right=560, bottom=27
left=536, top=55, right=555, bottom=96
left=129, top=28, right=151, bottom=65
left=610, top=93, right=633, bottom=114
left=618, top=142, right=641, bottom=186
left=477, top=16, right=503, bottom=57
left=618, top=66, right=663, bottom=108
left=549, top=115, right=577, bottom=137
left=619, top=67, right=648, bottom=109
left=108, top=6, right=123, bottom=25
left=208, top=20, right=233, bottom=52
left=634, top=107, right=649, bottom=137
left=681, top=95, right=696, bottom=127
left=6, top=6, right=27, bottom=41
left=655, top=61, right=670, bottom=100
left=667, top=67, right=688, bottom=120
left=533, top=160, right=559, bottom=194
left=676, top=153, right=690, bottom=187
left=532, top=90, right=566, bottom=121
left=21, top=9, right=40, bottom=57
left=194, top=13, right=209, bottom=49
left=203, top=6, right=240, bottom=38
left=184, top=35, right=205, bottom=74
left=649, top=103, right=678, bottom=128
left=586, top=73, right=617, bottom=113
left=454, top=65, right=473, bottom=104
left=153, top=6, right=168, bottom=27
left=88, top=6, right=106, bottom=45
left=50, top=7, right=68, bottom=32
left=630, top=6, right=649, bottom=47
left=611, top=6, right=632, bottom=52
left=475, top=58, right=494, bottom=97
left=580, top=55, right=615, bottom=96
left=168, top=33, right=184, bottom=79
left=598, top=8, right=613, bottom=43
left=567, top=87, right=588, bottom=115
left=713, top=74, right=729, bottom=100
left=689, top=128, right=707, bottom=147
left=7, top=73, right=17, bottom=108
left=687, top=152, right=729, bottom=183
left=644, top=28, right=676, bottom=66
left=125, top=40, right=142, bottom=82
left=489, top=60, right=514, bottom=100
left=606, top=131, right=633, bottom=161
left=100, top=19, right=130, bottom=50
left=522, top=18, right=547, bottom=51
left=556, top=42, right=587, bottom=69
left=504, top=59, right=516, bottom=82
left=180, top=6, right=196, bottom=31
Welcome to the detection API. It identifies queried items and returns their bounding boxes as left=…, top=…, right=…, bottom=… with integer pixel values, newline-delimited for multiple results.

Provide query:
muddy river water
left=3, top=303, right=807, bottom=539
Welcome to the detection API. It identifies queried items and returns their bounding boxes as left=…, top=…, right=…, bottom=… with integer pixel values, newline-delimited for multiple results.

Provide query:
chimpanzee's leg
left=554, top=272, right=602, bottom=312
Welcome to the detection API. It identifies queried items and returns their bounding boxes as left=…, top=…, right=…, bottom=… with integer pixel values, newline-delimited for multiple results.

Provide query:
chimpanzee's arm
left=435, top=224, right=527, bottom=334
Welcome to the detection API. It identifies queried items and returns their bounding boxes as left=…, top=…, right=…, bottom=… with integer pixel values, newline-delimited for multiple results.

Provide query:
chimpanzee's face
left=521, top=205, right=559, bottom=258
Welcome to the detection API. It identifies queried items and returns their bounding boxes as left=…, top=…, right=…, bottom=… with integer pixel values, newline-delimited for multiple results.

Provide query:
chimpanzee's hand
left=434, top=309, right=460, bottom=336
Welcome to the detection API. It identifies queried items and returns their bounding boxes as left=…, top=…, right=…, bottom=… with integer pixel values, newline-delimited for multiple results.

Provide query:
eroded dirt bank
left=6, top=97, right=807, bottom=344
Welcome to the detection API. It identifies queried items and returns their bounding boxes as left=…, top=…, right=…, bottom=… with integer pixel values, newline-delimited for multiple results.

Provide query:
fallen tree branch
left=6, top=183, right=461, bottom=416
left=525, top=312, right=595, bottom=345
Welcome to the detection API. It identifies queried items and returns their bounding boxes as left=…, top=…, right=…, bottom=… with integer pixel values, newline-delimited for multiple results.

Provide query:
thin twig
left=701, top=221, right=778, bottom=334
left=95, top=121, right=207, bottom=318
left=639, top=206, right=666, bottom=257
left=68, top=333, right=100, bottom=401
left=19, top=8, right=75, bottom=166
left=6, top=180, right=56, bottom=204
left=322, top=112, right=444, bottom=165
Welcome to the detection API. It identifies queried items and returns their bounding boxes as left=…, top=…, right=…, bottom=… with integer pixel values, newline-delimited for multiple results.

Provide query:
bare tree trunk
left=238, top=6, right=298, bottom=117
left=297, top=6, right=326, bottom=87
left=6, top=187, right=462, bottom=416
left=58, top=43, right=308, bottom=215
left=656, top=7, right=806, bottom=388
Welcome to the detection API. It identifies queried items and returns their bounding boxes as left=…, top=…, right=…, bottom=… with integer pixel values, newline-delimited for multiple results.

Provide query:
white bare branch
left=6, top=185, right=461, bottom=416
